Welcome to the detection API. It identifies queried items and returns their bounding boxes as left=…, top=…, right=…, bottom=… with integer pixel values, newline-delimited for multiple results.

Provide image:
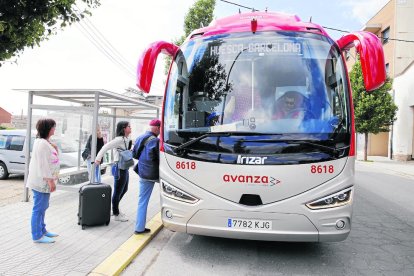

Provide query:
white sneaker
left=114, top=213, right=128, bottom=222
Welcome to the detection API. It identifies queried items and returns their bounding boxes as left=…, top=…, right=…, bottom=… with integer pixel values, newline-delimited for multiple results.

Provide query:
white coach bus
left=136, top=11, right=386, bottom=241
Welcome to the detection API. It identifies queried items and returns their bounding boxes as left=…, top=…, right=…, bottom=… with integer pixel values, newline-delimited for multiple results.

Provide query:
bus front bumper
left=161, top=208, right=351, bottom=242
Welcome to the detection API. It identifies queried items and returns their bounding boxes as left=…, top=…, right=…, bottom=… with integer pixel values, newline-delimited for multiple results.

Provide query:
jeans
left=112, top=169, right=129, bottom=216
left=135, top=179, right=155, bottom=232
left=86, top=159, right=101, bottom=183
left=31, top=190, right=50, bottom=240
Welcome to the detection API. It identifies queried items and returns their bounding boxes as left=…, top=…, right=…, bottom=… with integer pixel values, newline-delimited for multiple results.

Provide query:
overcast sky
left=0, top=0, right=389, bottom=115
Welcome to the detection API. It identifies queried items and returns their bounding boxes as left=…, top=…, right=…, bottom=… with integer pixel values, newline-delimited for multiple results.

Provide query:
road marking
left=89, top=212, right=163, bottom=276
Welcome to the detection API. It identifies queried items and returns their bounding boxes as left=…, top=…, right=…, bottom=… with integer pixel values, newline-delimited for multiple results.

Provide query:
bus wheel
left=0, top=162, right=9, bottom=180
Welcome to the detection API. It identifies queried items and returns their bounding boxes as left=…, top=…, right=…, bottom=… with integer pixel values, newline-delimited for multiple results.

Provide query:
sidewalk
left=1, top=156, right=412, bottom=276
left=356, top=155, right=414, bottom=180
left=0, top=170, right=160, bottom=276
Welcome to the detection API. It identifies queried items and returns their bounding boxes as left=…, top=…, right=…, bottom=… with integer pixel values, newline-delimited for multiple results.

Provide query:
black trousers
left=112, top=169, right=129, bottom=215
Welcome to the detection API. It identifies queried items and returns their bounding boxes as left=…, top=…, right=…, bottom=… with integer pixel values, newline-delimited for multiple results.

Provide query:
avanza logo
left=223, top=174, right=281, bottom=186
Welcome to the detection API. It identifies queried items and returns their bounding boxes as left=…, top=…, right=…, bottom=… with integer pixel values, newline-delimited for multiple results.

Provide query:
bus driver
left=273, top=91, right=307, bottom=119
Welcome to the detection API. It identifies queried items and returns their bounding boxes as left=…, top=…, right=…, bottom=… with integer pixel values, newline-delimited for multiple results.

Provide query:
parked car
left=0, top=129, right=105, bottom=182
left=0, top=129, right=27, bottom=180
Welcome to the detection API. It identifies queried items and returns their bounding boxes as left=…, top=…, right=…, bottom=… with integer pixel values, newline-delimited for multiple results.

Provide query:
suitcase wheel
left=105, top=221, right=110, bottom=226
left=82, top=225, right=86, bottom=230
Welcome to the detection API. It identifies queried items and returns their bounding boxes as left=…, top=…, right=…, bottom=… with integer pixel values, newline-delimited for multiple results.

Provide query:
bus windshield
left=164, top=31, right=349, bottom=143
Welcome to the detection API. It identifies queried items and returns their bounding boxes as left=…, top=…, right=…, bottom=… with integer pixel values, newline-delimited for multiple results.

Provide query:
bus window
left=165, top=31, right=348, bottom=137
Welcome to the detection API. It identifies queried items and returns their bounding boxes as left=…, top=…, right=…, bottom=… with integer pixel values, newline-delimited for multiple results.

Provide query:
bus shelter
left=18, top=89, right=160, bottom=201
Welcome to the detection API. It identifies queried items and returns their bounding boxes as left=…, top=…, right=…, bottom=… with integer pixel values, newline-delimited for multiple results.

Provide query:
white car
left=0, top=129, right=104, bottom=183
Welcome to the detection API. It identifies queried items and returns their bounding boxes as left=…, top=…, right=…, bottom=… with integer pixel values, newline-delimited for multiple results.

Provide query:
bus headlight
left=161, top=179, right=199, bottom=204
left=306, top=187, right=353, bottom=210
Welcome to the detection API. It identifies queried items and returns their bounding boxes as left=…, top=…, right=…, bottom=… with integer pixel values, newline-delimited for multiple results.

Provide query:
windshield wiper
left=174, top=132, right=230, bottom=153
left=173, top=131, right=282, bottom=153
left=288, top=140, right=349, bottom=153
left=241, top=138, right=349, bottom=153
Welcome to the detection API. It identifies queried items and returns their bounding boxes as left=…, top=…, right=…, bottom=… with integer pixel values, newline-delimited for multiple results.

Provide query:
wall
left=368, top=132, right=389, bottom=156
left=356, top=132, right=389, bottom=158
left=392, top=61, right=414, bottom=160
left=365, top=0, right=395, bottom=76
left=395, top=0, right=414, bottom=76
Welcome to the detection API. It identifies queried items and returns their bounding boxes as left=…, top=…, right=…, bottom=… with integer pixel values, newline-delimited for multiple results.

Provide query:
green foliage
left=0, top=0, right=100, bottom=63
left=164, top=0, right=216, bottom=75
left=350, top=58, right=398, bottom=135
left=183, top=0, right=216, bottom=37
left=188, top=46, right=232, bottom=102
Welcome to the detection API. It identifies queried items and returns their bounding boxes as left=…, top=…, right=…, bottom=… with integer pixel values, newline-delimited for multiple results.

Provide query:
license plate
left=227, top=218, right=272, bottom=231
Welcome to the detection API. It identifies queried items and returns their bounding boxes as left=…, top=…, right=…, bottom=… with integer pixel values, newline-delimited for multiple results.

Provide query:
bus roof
left=187, top=11, right=330, bottom=41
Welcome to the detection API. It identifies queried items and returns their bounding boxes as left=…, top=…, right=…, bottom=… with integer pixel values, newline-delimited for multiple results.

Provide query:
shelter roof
left=14, top=89, right=160, bottom=112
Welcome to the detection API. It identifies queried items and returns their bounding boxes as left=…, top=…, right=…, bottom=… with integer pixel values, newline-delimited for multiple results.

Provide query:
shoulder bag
left=117, top=138, right=134, bottom=170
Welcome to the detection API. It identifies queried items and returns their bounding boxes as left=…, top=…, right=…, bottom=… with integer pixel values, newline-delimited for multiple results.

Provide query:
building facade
left=346, top=0, right=414, bottom=160
left=0, top=107, right=12, bottom=127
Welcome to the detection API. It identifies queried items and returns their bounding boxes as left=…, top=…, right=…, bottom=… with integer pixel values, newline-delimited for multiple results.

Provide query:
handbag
left=81, top=148, right=90, bottom=161
left=82, top=135, right=92, bottom=161
left=117, top=138, right=134, bottom=170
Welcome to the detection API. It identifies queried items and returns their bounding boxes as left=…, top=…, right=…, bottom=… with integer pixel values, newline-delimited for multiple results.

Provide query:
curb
left=89, top=212, right=163, bottom=276
left=356, top=160, right=414, bottom=180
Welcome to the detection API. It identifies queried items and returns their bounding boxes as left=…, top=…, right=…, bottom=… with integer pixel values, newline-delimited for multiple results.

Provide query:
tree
left=164, top=0, right=216, bottom=74
left=349, top=58, right=398, bottom=161
left=188, top=41, right=232, bottom=103
left=0, top=0, right=100, bottom=64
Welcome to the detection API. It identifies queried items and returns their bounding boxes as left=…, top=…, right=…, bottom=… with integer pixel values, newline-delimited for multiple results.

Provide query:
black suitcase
left=78, top=183, right=111, bottom=229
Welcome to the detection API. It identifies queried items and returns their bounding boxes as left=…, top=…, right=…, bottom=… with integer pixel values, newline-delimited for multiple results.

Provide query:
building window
left=385, top=63, right=390, bottom=76
left=382, top=27, right=390, bottom=44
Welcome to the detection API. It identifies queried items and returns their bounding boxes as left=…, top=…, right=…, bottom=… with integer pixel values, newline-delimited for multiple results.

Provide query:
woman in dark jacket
left=84, top=127, right=105, bottom=182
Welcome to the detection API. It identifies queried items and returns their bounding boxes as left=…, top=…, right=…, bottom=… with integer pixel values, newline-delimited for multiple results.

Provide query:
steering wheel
left=286, top=107, right=316, bottom=119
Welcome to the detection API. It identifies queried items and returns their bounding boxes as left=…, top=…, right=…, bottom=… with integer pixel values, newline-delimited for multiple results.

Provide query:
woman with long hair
left=95, top=121, right=132, bottom=222
left=84, top=126, right=105, bottom=183
left=26, top=118, right=60, bottom=243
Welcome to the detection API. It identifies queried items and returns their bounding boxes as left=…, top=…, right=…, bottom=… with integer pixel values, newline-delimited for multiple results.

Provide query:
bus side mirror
left=337, top=31, right=386, bottom=91
left=137, top=41, right=179, bottom=93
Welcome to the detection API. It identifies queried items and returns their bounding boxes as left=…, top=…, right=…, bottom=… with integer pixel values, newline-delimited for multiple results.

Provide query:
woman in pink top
left=26, top=118, right=60, bottom=243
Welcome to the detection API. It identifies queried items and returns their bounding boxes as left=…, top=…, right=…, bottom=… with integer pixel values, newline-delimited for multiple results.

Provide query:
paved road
left=122, top=163, right=414, bottom=276
left=0, top=174, right=25, bottom=207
